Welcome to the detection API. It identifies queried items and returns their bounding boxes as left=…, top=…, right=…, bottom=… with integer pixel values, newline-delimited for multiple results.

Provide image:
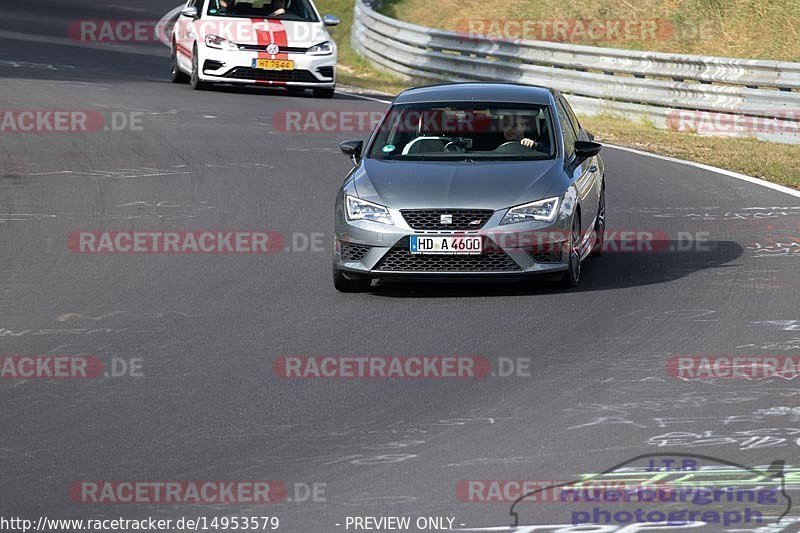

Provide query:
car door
left=561, top=95, right=602, bottom=223
left=555, top=98, right=596, bottom=239
left=175, top=0, right=201, bottom=72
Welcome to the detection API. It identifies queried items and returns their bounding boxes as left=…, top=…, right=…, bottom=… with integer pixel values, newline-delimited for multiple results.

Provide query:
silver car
left=333, top=83, right=605, bottom=292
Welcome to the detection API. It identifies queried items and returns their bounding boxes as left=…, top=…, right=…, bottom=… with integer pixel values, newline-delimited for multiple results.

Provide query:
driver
left=500, top=115, right=540, bottom=149
left=266, top=0, right=287, bottom=17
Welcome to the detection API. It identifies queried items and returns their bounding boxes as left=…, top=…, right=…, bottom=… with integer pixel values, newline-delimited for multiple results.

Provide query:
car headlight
left=346, top=195, right=393, bottom=225
left=205, top=35, right=239, bottom=51
left=501, top=197, right=560, bottom=225
left=307, top=41, right=333, bottom=55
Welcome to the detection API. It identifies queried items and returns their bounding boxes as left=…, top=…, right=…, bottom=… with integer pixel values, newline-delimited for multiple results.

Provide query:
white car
left=170, top=0, right=339, bottom=97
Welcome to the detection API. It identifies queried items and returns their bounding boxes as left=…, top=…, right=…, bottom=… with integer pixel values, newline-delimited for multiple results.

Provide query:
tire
left=591, top=186, right=606, bottom=257
left=170, top=42, right=189, bottom=83
left=313, top=87, right=335, bottom=99
left=333, top=267, right=371, bottom=293
left=560, top=213, right=582, bottom=288
left=190, top=45, right=210, bottom=90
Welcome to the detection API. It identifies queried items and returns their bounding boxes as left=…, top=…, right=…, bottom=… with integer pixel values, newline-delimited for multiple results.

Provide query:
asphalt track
left=1, top=1, right=800, bottom=532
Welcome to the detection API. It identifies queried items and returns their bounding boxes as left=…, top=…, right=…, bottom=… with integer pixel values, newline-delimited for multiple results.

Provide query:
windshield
left=367, top=103, right=556, bottom=161
left=206, top=0, right=319, bottom=21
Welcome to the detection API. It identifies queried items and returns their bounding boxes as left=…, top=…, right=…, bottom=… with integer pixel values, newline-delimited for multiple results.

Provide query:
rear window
left=207, top=0, right=319, bottom=22
left=367, top=103, right=556, bottom=162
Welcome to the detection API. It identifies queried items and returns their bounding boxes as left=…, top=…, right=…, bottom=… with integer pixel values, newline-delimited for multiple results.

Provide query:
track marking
left=606, top=144, right=800, bottom=199
left=341, top=92, right=392, bottom=104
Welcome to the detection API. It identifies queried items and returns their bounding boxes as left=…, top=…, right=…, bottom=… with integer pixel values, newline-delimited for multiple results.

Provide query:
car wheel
left=313, top=87, right=335, bottom=99
left=170, top=42, right=189, bottom=83
left=560, top=213, right=582, bottom=288
left=333, top=267, right=371, bottom=293
left=591, top=185, right=606, bottom=256
left=190, top=46, right=209, bottom=90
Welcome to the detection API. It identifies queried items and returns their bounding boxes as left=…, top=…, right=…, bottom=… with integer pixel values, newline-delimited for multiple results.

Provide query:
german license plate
left=410, top=236, right=482, bottom=255
left=253, top=59, right=294, bottom=71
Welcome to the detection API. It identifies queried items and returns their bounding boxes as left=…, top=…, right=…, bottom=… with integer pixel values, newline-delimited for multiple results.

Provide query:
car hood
left=352, top=159, right=564, bottom=211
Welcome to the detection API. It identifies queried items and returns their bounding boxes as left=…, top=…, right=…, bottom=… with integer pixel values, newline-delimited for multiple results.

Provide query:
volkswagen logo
left=266, top=43, right=280, bottom=55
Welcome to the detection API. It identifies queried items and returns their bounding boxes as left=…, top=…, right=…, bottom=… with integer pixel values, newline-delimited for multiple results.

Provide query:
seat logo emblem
left=440, top=214, right=453, bottom=225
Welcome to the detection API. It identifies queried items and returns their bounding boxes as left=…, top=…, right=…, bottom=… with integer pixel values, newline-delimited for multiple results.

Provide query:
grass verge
left=381, top=0, right=800, bottom=61
left=316, top=0, right=410, bottom=94
left=580, top=115, right=800, bottom=189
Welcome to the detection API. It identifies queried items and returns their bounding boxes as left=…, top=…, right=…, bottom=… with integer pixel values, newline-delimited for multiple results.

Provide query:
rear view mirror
left=575, top=140, right=602, bottom=159
left=323, top=14, right=340, bottom=27
left=339, top=140, right=363, bottom=164
left=180, top=6, right=199, bottom=18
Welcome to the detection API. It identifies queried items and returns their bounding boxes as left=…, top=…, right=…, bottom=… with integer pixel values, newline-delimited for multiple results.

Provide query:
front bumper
left=198, top=47, right=336, bottom=86
left=334, top=208, right=572, bottom=278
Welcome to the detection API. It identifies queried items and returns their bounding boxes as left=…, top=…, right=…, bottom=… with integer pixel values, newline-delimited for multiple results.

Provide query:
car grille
left=374, top=238, right=520, bottom=272
left=527, top=244, right=563, bottom=264
left=400, top=209, right=494, bottom=230
left=340, top=242, right=370, bottom=261
left=236, top=44, right=309, bottom=53
left=222, top=68, right=319, bottom=82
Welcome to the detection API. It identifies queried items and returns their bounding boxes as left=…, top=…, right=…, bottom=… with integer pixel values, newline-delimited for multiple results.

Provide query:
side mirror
left=323, top=14, right=340, bottom=27
left=180, top=6, right=199, bottom=18
left=339, top=139, right=363, bottom=164
left=575, top=140, right=602, bottom=159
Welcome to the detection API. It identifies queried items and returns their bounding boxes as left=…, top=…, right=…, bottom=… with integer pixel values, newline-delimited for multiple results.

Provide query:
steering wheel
left=496, top=141, right=520, bottom=149
left=444, top=141, right=466, bottom=153
left=496, top=140, right=538, bottom=151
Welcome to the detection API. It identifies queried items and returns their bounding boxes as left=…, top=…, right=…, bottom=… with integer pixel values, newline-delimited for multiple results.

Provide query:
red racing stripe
left=252, top=18, right=289, bottom=86
left=175, top=43, right=192, bottom=58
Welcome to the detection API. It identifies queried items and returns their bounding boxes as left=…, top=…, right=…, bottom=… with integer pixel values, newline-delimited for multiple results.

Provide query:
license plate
left=410, top=236, right=482, bottom=255
left=252, top=59, right=294, bottom=71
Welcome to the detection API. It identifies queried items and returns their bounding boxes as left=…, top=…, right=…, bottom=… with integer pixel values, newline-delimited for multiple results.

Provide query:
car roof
left=393, top=83, right=556, bottom=106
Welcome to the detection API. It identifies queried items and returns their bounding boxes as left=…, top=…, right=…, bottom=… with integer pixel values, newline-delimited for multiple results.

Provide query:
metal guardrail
left=351, top=0, right=800, bottom=143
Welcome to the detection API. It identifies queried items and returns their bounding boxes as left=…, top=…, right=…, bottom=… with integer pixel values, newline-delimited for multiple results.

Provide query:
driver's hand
left=520, top=138, right=537, bottom=149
